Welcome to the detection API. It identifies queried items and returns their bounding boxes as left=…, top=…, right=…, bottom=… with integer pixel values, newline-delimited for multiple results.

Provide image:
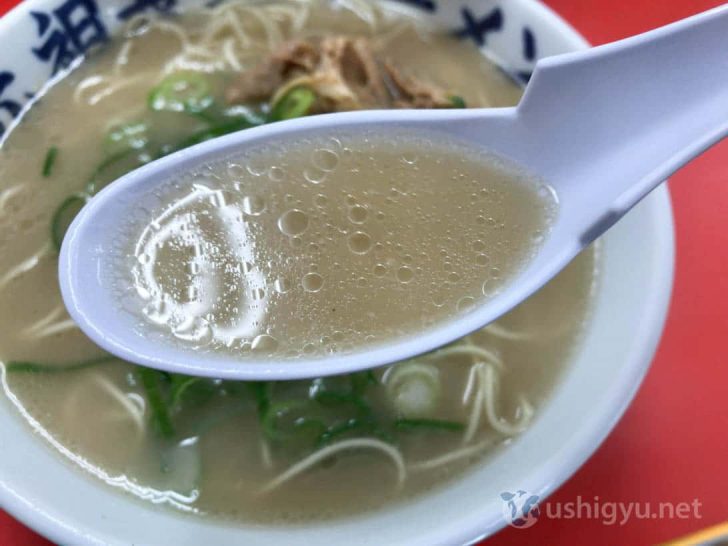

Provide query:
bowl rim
left=0, top=0, right=675, bottom=544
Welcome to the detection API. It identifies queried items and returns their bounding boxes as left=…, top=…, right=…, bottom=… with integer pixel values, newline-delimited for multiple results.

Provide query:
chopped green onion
left=350, top=370, right=378, bottom=396
left=270, top=86, right=316, bottom=122
left=138, top=368, right=175, bottom=439
left=448, top=95, right=467, bottom=109
left=149, top=72, right=214, bottom=114
left=247, top=382, right=271, bottom=415
left=5, top=355, right=116, bottom=374
left=312, top=390, right=372, bottom=416
left=105, top=122, right=148, bottom=155
left=86, top=150, right=148, bottom=194
left=170, top=117, right=257, bottom=152
left=385, top=361, right=441, bottom=419
left=222, top=105, right=267, bottom=125
left=51, top=193, right=90, bottom=251
left=169, top=375, right=202, bottom=409
left=316, top=417, right=389, bottom=446
left=262, top=400, right=305, bottom=438
left=87, top=150, right=133, bottom=187
left=42, top=147, right=59, bottom=177
left=291, top=417, right=328, bottom=437
left=261, top=400, right=325, bottom=443
left=317, top=418, right=370, bottom=445
left=395, top=418, right=464, bottom=432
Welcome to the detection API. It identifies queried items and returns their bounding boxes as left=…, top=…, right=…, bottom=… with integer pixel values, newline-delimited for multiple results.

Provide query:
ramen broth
left=0, top=0, right=597, bottom=523
left=122, top=133, right=555, bottom=357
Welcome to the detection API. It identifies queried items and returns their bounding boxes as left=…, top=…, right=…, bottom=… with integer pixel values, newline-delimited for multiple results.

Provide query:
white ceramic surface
left=0, top=0, right=675, bottom=544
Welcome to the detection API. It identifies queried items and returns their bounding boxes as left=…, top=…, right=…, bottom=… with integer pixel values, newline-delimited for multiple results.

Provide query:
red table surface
left=1, top=0, right=727, bottom=544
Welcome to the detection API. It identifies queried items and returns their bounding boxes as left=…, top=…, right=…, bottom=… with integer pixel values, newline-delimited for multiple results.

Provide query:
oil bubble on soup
left=125, top=131, right=556, bottom=359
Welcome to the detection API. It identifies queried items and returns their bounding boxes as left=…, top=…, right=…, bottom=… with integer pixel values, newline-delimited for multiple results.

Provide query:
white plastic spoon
left=59, top=5, right=728, bottom=380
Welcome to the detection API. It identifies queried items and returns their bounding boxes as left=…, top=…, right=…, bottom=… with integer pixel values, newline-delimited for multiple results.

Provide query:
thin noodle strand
left=0, top=242, right=51, bottom=290
left=259, top=438, right=406, bottom=494
left=481, top=364, right=534, bottom=436
left=409, top=438, right=497, bottom=472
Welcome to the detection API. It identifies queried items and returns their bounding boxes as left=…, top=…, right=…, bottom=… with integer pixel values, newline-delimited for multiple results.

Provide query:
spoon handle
left=516, top=5, right=728, bottom=241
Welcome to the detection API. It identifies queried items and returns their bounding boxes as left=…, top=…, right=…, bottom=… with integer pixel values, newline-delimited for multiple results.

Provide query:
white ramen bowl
left=0, top=0, right=674, bottom=544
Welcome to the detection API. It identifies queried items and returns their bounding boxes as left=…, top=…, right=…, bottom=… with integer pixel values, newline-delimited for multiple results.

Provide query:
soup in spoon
left=120, top=131, right=556, bottom=358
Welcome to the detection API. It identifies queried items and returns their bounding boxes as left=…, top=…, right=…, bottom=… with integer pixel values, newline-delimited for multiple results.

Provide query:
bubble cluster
left=123, top=130, right=556, bottom=360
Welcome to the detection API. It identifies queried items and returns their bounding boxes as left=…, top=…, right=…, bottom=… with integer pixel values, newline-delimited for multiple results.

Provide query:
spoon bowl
left=60, top=5, right=728, bottom=380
